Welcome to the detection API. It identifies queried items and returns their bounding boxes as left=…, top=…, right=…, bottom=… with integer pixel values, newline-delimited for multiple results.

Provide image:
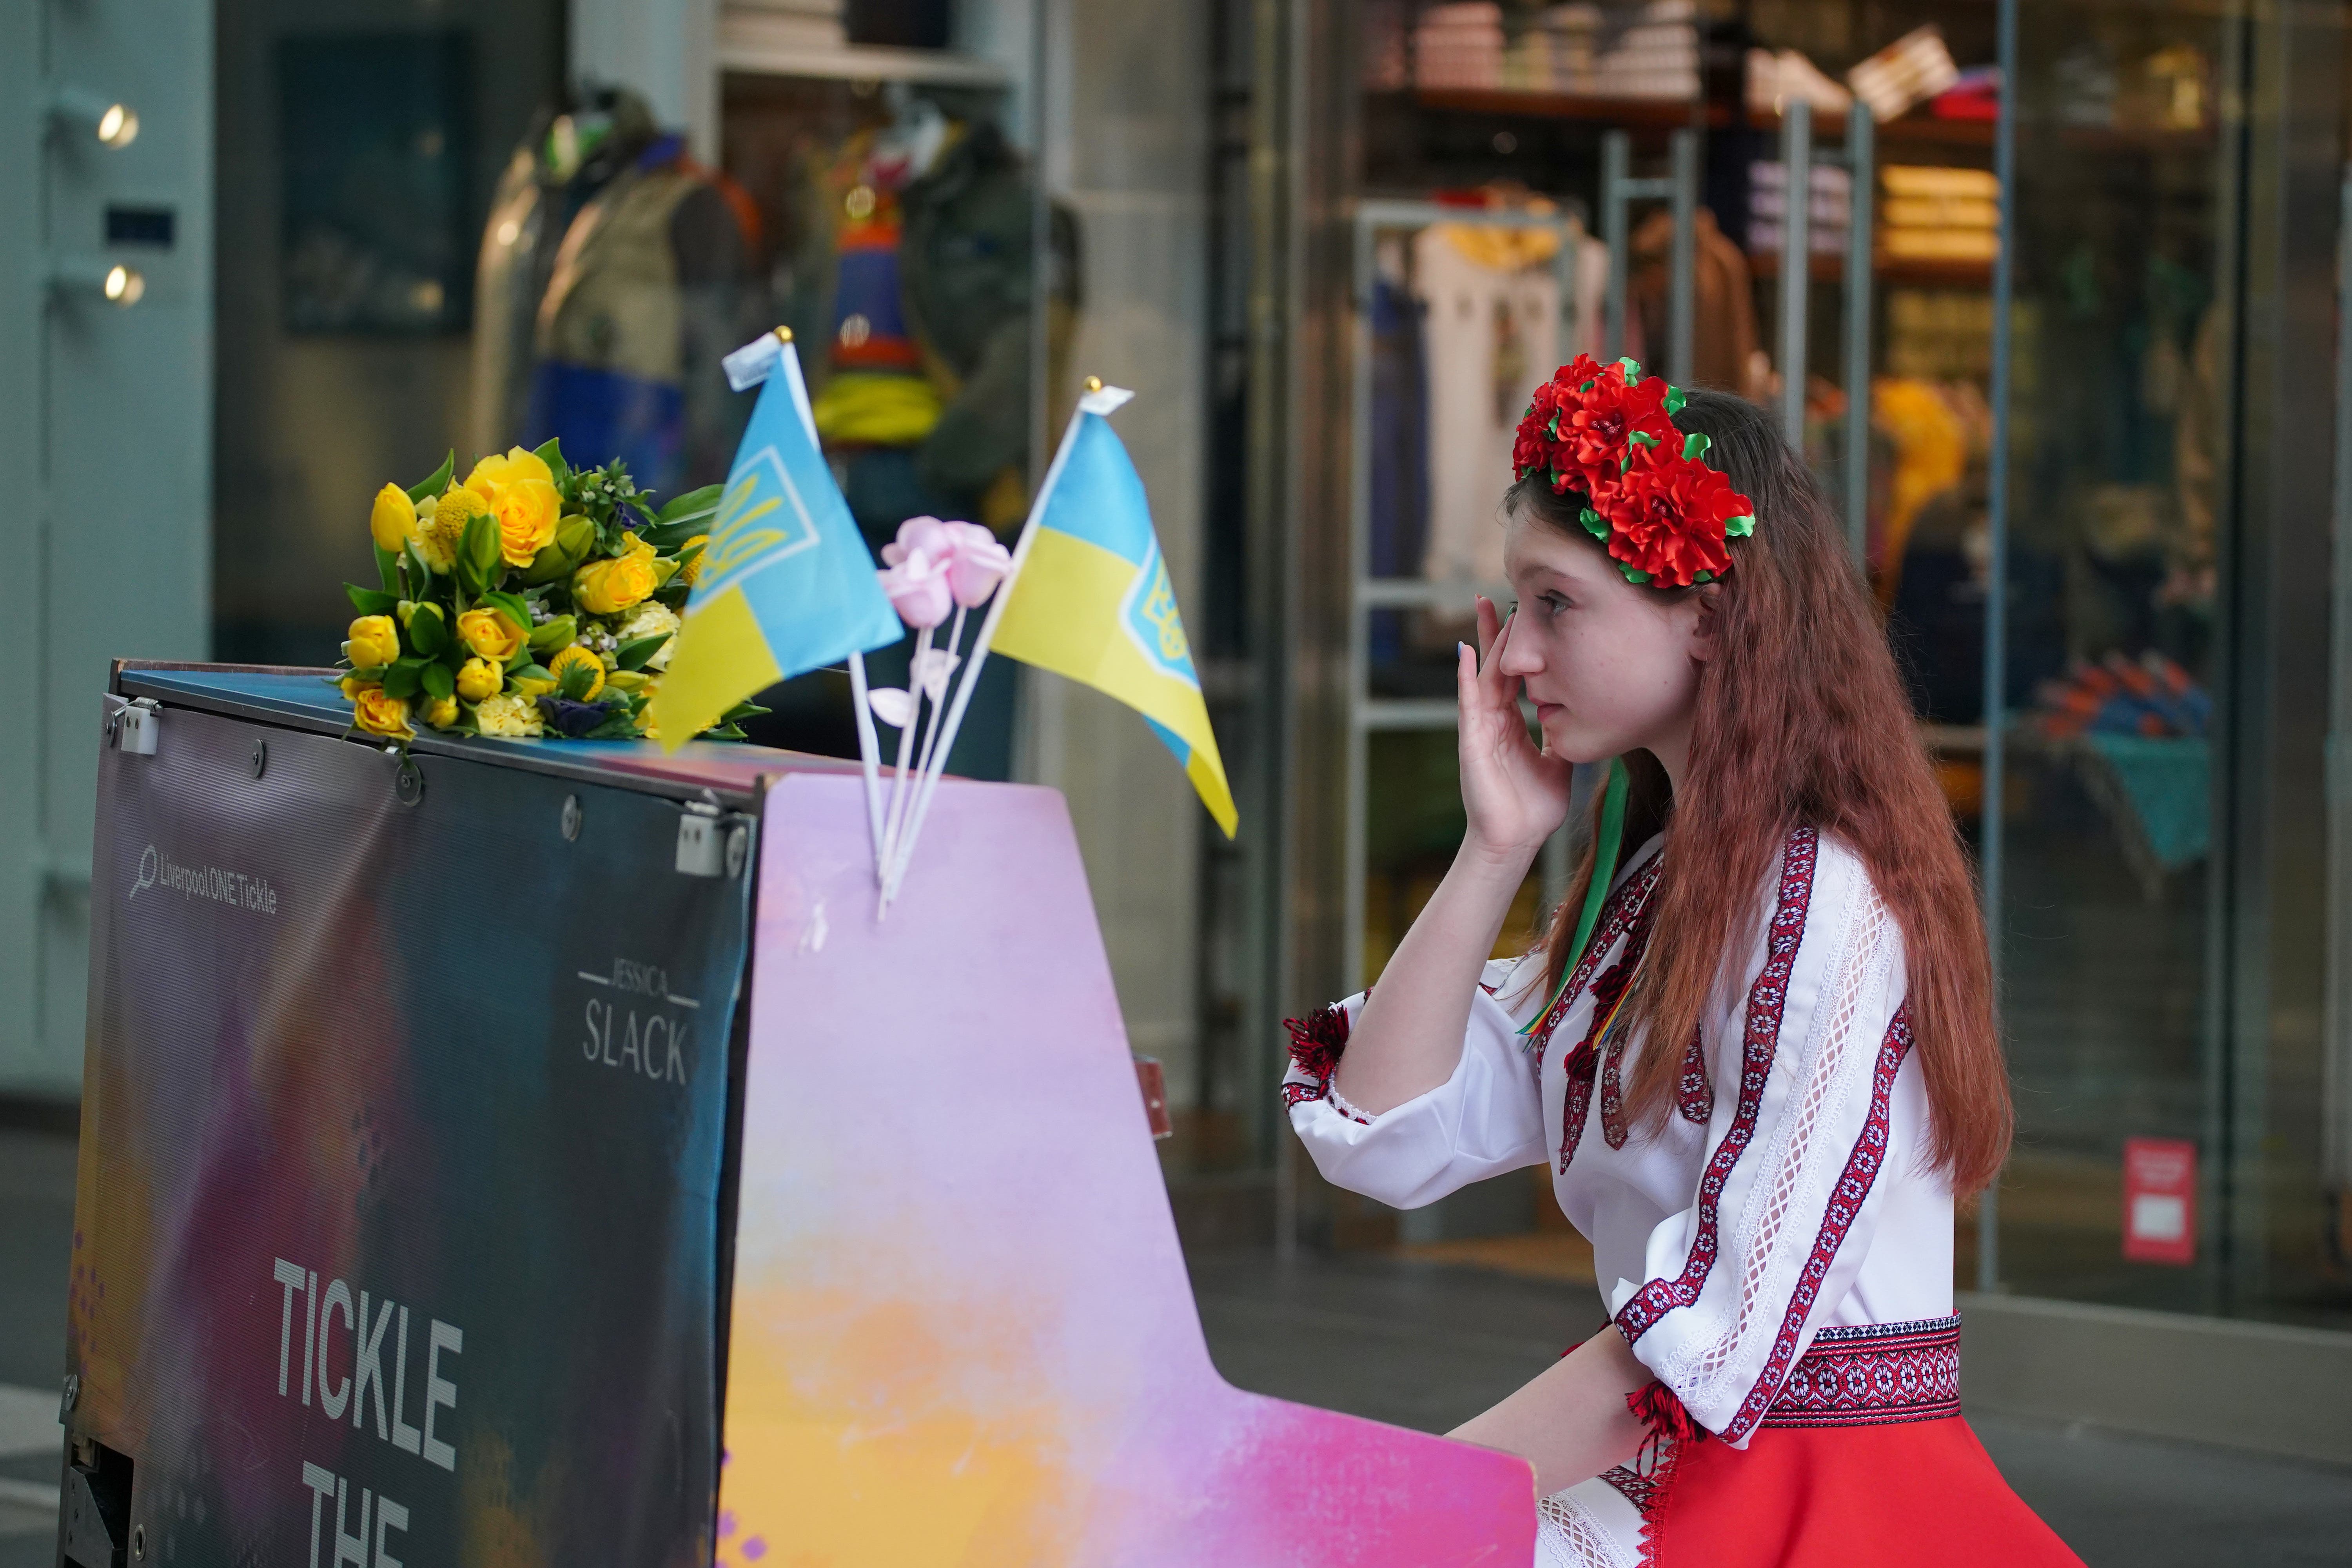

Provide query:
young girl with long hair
left=1282, top=364, right=2080, bottom=1565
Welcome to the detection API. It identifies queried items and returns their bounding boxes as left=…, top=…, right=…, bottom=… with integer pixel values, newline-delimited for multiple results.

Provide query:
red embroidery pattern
left=1761, top=1312, right=1961, bottom=1430
left=1675, top=1028, right=1711, bottom=1123
left=1613, top=828, right=1819, bottom=1347
left=1722, top=1002, right=1915, bottom=1441
left=1530, top=853, right=1662, bottom=1071
left=1555, top=875, right=1660, bottom=1172
left=1591, top=905, right=1658, bottom=1150
left=1279, top=1003, right=1370, bottom=1124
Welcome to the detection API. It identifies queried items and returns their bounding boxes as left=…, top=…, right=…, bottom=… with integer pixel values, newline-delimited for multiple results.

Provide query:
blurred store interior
left=7, top=0, right=2352, bottom=1550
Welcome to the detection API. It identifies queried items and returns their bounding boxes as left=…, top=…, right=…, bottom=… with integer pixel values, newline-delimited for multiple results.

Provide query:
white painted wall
left=573, top=0, right=719, bottom=159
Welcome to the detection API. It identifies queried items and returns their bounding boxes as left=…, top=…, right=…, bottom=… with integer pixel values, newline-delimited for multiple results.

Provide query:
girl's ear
left=1685, top=583, right=1725, bottom=663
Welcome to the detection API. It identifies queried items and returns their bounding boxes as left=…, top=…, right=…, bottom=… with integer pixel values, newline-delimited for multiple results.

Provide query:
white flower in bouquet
left=617, top=600, right=682, bottom=670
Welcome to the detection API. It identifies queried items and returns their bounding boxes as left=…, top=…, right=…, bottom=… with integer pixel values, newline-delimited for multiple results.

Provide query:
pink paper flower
left=881, top=515, right=956, bottom=568
left=940, top=521, right=1012, bottom=608
left=878, top=548, right=952, bottom=628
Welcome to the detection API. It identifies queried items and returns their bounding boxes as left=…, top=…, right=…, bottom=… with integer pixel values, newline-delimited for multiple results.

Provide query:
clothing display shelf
left=1774, top=97, right=1877, bottom=563
left=718, top=12, right=1012, bottom=87
left=1343, top=184, right=1697, bottom=994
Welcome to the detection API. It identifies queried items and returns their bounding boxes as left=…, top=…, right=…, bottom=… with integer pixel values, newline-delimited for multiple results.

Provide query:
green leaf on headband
left=1665, top=387, right=1688, bottom=416
left=1629, top=431, right=1660, bottom=448
left=1619, top=565, right=1652, bottom=585
left=1725, top=514, right=1756, bottom=538
left=1693, top=570, right=1715, bottom=584
left=1618, top=358, right=1645, bottom=381
left=1579, top=506, right=1609, bottom=542
left=1683, top=432, right=1711, bottom=461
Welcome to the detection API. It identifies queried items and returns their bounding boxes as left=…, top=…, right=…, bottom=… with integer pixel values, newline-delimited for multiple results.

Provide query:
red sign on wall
left=2122, top=1137, right=2197, bottom=1265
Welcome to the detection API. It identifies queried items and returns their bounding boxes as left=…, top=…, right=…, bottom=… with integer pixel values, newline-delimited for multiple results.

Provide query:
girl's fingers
left=1485, top=608, right=1516, bottom=702
left=1473, top=594, right=1501, bottom=668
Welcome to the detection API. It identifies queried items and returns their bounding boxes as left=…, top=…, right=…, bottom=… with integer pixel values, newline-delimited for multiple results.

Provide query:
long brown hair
left=1519, top=388, right=2010, bottom=1193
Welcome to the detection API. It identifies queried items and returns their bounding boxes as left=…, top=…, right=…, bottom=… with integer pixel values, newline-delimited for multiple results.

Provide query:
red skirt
left=1548, top=1318, right=2083, bottom=1567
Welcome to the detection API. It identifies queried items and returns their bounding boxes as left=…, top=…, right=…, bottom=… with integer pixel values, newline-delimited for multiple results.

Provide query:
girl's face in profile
left=1496, top=508, right=1713, bottom=768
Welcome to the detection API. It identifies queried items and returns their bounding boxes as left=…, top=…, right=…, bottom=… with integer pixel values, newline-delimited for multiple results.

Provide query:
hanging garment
left=1414, top=222, right=1561, bottom=586
left=1369, top=262, right=1431, bottom=580
left=1629, top=206, right=1758, bottom=393
left=1286, top=831, right=2085, bottom=1568
left=474, top=96, right=757, bottom=494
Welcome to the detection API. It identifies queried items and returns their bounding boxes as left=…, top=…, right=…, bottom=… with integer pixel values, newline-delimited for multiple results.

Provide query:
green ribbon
left=1520, top=757, right=1629, bottom=1034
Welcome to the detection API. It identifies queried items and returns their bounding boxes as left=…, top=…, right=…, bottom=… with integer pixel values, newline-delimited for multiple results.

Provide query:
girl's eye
left=1539, top=593, right=1570, bottom=617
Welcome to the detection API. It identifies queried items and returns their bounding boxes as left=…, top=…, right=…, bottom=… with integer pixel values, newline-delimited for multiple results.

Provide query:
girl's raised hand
left=1457, top=594, right=1573, bottom=865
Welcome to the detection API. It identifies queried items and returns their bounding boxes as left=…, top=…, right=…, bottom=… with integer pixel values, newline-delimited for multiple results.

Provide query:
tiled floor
left=6, top=1125, right=2351, bottom=1567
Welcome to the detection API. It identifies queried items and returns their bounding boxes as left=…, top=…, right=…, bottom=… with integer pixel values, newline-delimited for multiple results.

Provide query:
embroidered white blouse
left=1284, top=827, right=1953, bottom=1448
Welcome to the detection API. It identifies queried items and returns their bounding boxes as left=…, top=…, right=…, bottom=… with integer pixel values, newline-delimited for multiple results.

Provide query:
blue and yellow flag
left=651, top=339, right=901, bottom=750
left=991, top=391, right=1237, bottom=836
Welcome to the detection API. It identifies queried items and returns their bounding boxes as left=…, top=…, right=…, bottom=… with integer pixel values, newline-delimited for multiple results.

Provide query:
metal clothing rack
left=1345, top=169, right=1699, bottom=996
left=1773, top=99, right=1878, bottom=563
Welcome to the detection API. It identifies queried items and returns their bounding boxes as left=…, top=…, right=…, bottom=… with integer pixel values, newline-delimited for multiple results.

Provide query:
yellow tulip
left=466, top=448, right=561, bottom=568
left=455, top=657, right=504, bottom=703
left=418, top=695, right=460, bottom=730
left=456, top=606, right=525, bottom=662
left=347, top=614, right=401, bottom=670
left=351, top=688, right=414, bottom=740
left=370, top=485, right=414, bottom=554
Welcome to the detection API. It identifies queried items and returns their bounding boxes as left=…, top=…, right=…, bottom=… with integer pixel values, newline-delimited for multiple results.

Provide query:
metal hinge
left=676, top=801, right=752, bottom=880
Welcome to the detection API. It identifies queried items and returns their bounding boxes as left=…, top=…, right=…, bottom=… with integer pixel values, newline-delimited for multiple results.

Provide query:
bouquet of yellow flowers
left=336, top=442, right=763, bottom=743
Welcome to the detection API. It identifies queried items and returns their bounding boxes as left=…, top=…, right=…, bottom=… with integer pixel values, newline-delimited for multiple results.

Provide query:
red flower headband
left=1512, top=356, right=1757, bottom=588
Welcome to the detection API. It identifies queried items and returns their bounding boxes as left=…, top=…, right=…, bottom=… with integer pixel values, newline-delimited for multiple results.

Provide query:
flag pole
left=774, top=328, right=889, bottom=872
left=879, top=381, right=1115, bottom=907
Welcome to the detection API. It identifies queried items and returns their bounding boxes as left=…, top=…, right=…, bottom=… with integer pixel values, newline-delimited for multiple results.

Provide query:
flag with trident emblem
left=650, top=336, right=901, bottom=750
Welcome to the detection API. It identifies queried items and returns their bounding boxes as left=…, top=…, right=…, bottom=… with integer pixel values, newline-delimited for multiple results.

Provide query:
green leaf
left=406, top=451, right=455, bottom=504
left=1724, top=514, right=1756, bottom=539
left=375, top=545, right=401, bottom=594
left=1682, top=432, right=1711, bottom=461
left=528, top=614, right=577, bottom=653
left=1578, top=506, right=1609, bottom=543
left=403, top=540, right=433, bottom=594
left=1627, top=430, right=1660, bottom=449
left=420, top=662, right=455, bottom=701
left=1616, top=356, right=1643, bottom=379
left=614, top=632, right=671, bottom=671
left=532, top=437, right=568, bottom=483
left=380, top=663, right=422, bottom=699
left=701, top=723, right=747, bottom=741
left=655, top=483, right=723, bottom=527
left=348, top=665, right=387, bottom=682
left=639, top=519, right=713, bottom=549
left=481, top=591, right=533, bottom=639
left=347, top=584, right=399, bottom=615
left=558, top=661, right=601, bottom=701
left=463, top=513, right=500, bottom=579
left=1664, top=387, right=1688, bottom=417
left=720, top=700, right=771, bottom=722
left=407, top=603, right=450, bottom=657
left=505, top=645, right=536, bottom=673
left=511, top=661, right=555, bottom=688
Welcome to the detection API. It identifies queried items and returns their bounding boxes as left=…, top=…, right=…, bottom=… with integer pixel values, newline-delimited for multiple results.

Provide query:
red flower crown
left=1512, top=356, right=1757, bottom=588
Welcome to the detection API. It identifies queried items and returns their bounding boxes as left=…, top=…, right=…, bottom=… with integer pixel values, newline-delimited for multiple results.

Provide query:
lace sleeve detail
left=1609, top=831, right=1918, bottom=1443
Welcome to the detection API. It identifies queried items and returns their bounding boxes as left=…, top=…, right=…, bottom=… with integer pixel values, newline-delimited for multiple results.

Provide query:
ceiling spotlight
left=51, top=84, right=140, bottom=149
left=51, top=256, right=147, bottom=307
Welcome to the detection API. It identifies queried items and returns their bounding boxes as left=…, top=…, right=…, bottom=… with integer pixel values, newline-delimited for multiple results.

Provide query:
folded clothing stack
left=1847, top=24, right=1960, bottom=122
left=1746, top=46, right=1853, bottom=116
left=1414, top=1, right=1505, bottom=90
left=1880, top=165, right=2000, bottom=262
left=1592, top=0, right=1699, bottom=99
left=1748, top=160, right=1852, bottom=255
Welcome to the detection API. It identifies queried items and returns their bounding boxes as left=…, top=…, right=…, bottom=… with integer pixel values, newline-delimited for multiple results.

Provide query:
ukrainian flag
left=991, top=391, right=1238, bottom=837
left=651, top=339, right=902, bottom=751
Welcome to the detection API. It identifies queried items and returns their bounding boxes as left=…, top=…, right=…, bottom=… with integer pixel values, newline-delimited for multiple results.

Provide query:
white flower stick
left=846, top=649, right=887, bottom=864
left=900, top=604, right=965, bottom=828
left=877, top=622, right=931, bottom=887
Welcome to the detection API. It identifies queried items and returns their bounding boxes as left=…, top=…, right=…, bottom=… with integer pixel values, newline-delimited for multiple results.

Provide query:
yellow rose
left=339, top=674, right=374, bottom=702
left=466, top=448, right=561, bottom=568
left=456, top=606, right=525, bottom=662
left=351, top=687, right=414, bottom=740
left=418, top=695, right=459, bottom=730
left=347, top=614, right=401, bottom=670
left=548, top=645, right=606, bottom=701
left=677, top=534, right=709, bottom=585
left=455, top=657, right=504, bottom=703
left=574, top=554, right=657, bottom=616
left=474, top=691, right=544, bottom=738
left=370, top=484, right=414, bottom=554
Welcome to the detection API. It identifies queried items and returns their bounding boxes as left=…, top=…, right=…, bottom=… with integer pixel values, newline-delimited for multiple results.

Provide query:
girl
left=1282, top=366, right=2080, bottom=1566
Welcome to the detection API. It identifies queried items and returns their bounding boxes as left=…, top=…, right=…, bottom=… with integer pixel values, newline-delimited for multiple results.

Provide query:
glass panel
left=1992, top=0, right=2352, bottom=1330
